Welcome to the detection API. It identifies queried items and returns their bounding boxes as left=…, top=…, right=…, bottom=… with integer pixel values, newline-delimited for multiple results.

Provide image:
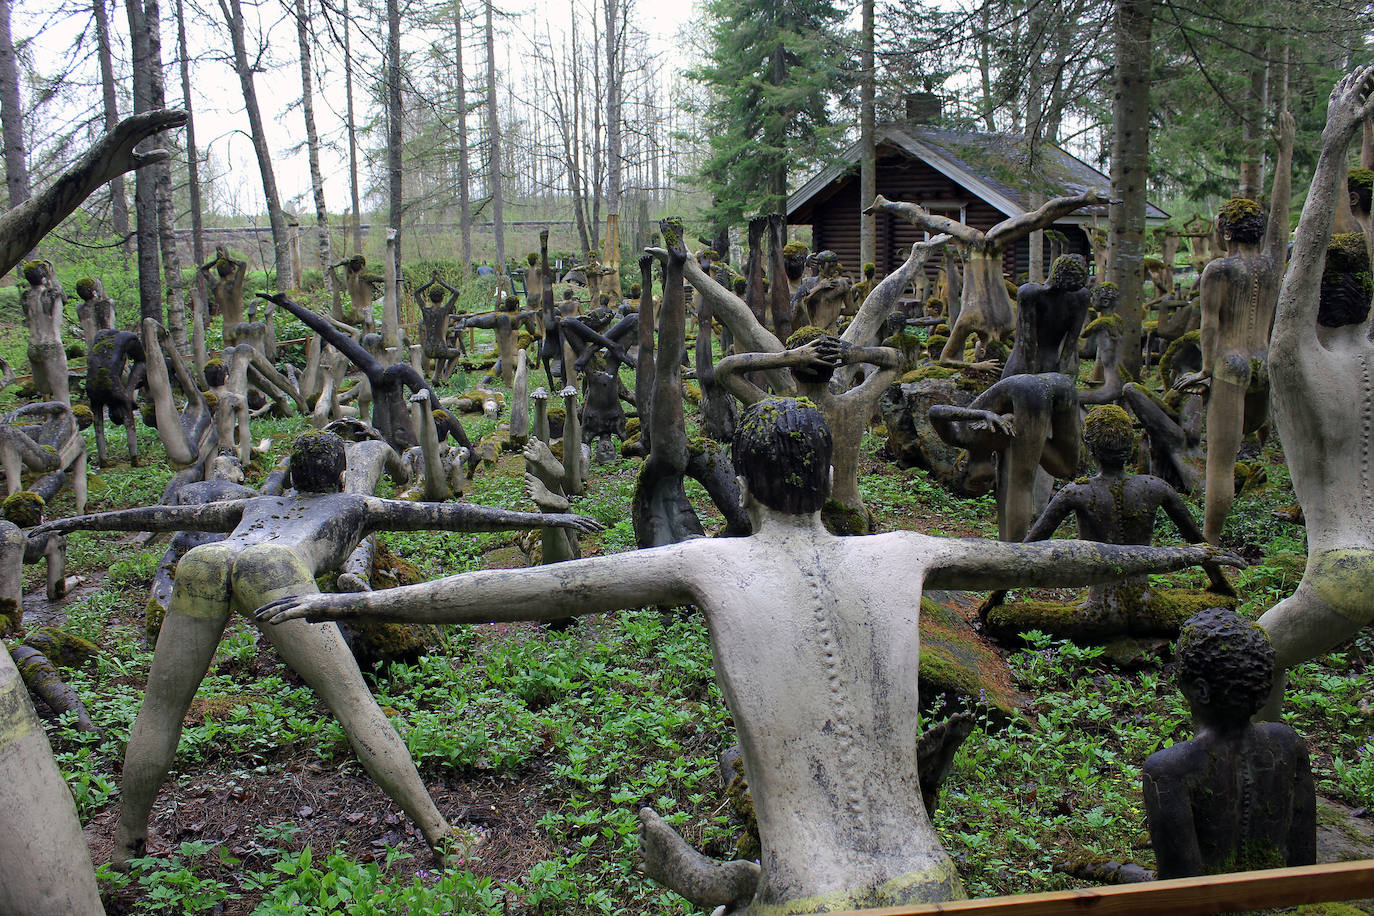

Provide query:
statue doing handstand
left=32, top=431, right=600, bottom=868
left=255, top=398, right=1241, bottom=916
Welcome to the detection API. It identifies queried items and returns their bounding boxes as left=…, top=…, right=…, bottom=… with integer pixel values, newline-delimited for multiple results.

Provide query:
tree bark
left=343, top=0, right=361, bottom=255
left=142, top=0, right=187, bottom=351
left=454, top=0, right=471, bottom=272
left=858, top=0, right=875, bottom=270
left=126, top=0, right=163, bottom=323
left=484, top=0, right=505, bottom=278
left=602, top=0, right=623, bottom=297
left=0, top=0, right=29, bottom=210
left=1107, top=0, right=1152, bottom=376
left=295, top=0, right=331, bottom=287
left=386, top=0, right=402, bottom=282
left=94, top=0, right=129, bottom=244
left=220, top=0, right=291, bottom=286
left=173, top=0, right=202, bottom=263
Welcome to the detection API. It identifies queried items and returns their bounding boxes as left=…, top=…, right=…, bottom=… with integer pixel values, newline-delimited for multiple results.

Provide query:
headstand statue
left=255, top=398, right=1241, bottom=916
left=32, top=430, right=600, bottom=868
left=1173, top=110, right=1294, bottom=543
left=1257, top=67, right=1374, bottom=718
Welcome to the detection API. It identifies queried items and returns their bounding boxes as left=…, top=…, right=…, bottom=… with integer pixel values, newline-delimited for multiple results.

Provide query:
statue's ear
left=1190, top=678, right=1211, bottom=708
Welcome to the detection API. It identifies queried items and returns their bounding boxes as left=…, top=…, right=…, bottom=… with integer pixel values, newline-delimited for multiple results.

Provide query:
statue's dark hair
left=784, top=326, right=837, bottom=385
left=428, top=286, right=446, bottom=303
left=1217, top=198, right=1266, bottom=245
left=1084, top=405, right=1133, bottom=463
left=1319, top=233, right=1373, bottom=328
left=1176, top=607, right=1274, bottom=722
left=203, top=358, right=227, bottom=388
left=1048, top=254, right=1088, bottom=290
left=1349, top=168, right=1373, bottom=215
left=288, top=431, right=347, bottom=493
left=732, top=397, right=831, bottom=514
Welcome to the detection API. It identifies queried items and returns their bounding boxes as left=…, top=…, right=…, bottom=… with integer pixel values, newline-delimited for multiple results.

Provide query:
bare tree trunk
left=173, top=0, right=202, bottom=263
left=220, top=0, right=290, bottom=286
left=0, top=0, right=28, bottom=211
left=139, top=0, right=187, bottom=351
left=454, top=0, right=471, bottom=272
left=126, top=0, right=162, bottom=323
left=858, top=0, right=875, bottom=269
left=484, top=0, right=505, bottom=277
left=386, top=0, right=402, bottom=282
left=295, top=0, right=331, bottom=287
left=602, top=0, right=623, bottom=296
left=1107, top=0, right=1151, bottom=376
left=1237, top=45, right=1267, bottom=200
left=94, top=0, right=129, bottom=243
left=343, top=0, right=362, bottom=255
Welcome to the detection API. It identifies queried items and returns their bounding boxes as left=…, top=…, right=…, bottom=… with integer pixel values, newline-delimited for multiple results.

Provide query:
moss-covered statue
left=19, top=259, right=70, bottom=405
left=869, top=189, right=1109, bottom=363
left=1258, top=67, right=1374, bottom=719
left=413, top=271, right=466, bottom=383
left=254, top=398, right=1241, bottom=915
left=197, top=245, right=248, bottom=345
left=1002, top=254, right=1091, bottom=379
left=1143, top=608, right=1314, bottom=878
left=31, top=431, right=600, bottom=868
left=791, top=250, right=854, bottom=333
left=73, top=275, right=116, bottom=356
left=86, top=326, right=146, bottom=466
left=980, top=405, right=1234, bottom=641
left=0, top=401, right=88, bottom=516
left=333, top=254, right=381, bottom=333
left=140, top=318, right=218, bottom=502
left=1172, top=110, right=1294, bottom=543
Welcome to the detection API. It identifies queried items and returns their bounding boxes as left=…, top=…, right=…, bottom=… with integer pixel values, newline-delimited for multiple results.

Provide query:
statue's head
left=732, top=397, right=831, bottom=515
left=527, top=252, right=539, bottom=266
left=75, top=277, right=99, bottom=301
left=215, top=257, right=235, bottom=278
left=1091, top=281, right=1119, bottom=313
left=563, top=289, right=575, bottom=301
left=502, top=295, right=520, bottom=312
left=863, top=262, right=876, bottom=279
left=21, top=260, right=48, bottom=287
left=599, top=294, right=611, bottom=307
left=288, top=431, right=347, bottom=493
left=210, top=454, right=245, bottom=484
left=203, top=358, right=227, bottom=388
left=732, top=276, right=747, bottom=295
left=1048, top=254, right=1088, bottom=291
left=782, top=242, right=809, bottom=281
left=629, top=283, right=642, bottom=299
left=2, top=491, right=44, bottom=528
left=361, top=333, right=384, bottom=356
left=785, top=326, right=836, bottom=385
left=1349, top=168, right=1373, bottom=217
left=347, top=255, right=367, bottom=273
left=1084, top=405, right=1133, bottom=467
left=1176, top=607, right=1273, bottom=727
left=1319, top=233, right=1373, bottom=329
left=428, top=285, right=446, bottom=304
left=1217, top=198, right=1265, bottom=246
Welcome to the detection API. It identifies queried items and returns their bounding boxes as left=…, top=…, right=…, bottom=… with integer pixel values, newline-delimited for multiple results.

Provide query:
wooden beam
left=827, top=860, right=1374, bottom=916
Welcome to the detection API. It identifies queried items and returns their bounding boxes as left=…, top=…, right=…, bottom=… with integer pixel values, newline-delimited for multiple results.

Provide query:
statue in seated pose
left=0, top=401, right=88, bottom=516
left=1144, top=607, right=1314, bottom=878
left=870, top=190, right=1109, bottom=362
left=716, top=331, right=900, bottom=535
left=1173, top=110, right=1294, bottom=543
left=929, top=372, right=1080, bottom=541
left=1257, top=67, right=1374, bottom=719
left=980, top=405, right=1233, bottom=640
left=414, top=271, right=466, bottom=383
left=255, top=398, right=1241, bottom=916
left=32, top=431, right=600, bottom=868
left=19, top=260, right=70, bottom=404
left=1002, top=254, right=1090, bottom=379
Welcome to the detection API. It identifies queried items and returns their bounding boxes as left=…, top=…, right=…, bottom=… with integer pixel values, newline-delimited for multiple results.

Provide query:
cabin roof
left=787, top=124, right=1170, bottom=225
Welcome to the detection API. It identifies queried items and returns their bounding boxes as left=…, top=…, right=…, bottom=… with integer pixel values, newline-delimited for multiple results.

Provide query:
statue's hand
left=255, top=593, right=354, bottom=625
left=545, top=513, right=604, bottom=534
left=1324, top=65, right=1374, bottom=140
left=1172, top=370, right=1211, bottom=394
left=1272, top=109, right=1296, bottom=149
left=970, top=412, right=1013, bottom=437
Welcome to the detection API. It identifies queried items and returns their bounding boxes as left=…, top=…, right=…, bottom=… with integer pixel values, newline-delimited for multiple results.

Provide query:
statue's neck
left=749, top=506, right=829, bottom=539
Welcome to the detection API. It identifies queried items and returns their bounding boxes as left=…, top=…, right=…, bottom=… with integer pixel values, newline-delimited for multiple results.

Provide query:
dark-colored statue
left=1143, top=607, right=1315, bottom=878
left=413, top=271, right=466, bottom=383
left=86, top=328, right=147, bottom=466
left=1002, top=254, right=1090, bottom=379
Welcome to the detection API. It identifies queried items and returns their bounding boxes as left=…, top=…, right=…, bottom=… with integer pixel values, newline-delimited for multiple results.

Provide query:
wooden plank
left=825, top=860, right=1374, bottom=916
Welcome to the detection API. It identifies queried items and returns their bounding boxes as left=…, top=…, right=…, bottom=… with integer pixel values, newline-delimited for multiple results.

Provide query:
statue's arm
left=361, top=497, right=603, bottom=535
left=987, top=190, right=1108, bottom=247
left=32, top=501, right=246, bottom=537
left=843, top=346, right=902, bottom=402
left=264, top=293, right=383, bottom=383
left=462, top=313, right=498, bottom=330
left=1159, top=489, right=1233, bottom=594
left=1263, top=110, right=1296, bottom=259
left=841, top=233, right=951, bottom=346
left=1142, top=764, right=1205, bottom=878
left=0, top=109, right=188, bottom=275
left=868, top=195, right=982, bottom=246
left=256, top=547, right=694, bottom=626
left=712, top=352, right=772, bottom=406
left=1196, top=265, right=1223, bottom=376
left=923, top=536, right=1242, bottom=590
left=1021, top=489, right=1076, bottom=542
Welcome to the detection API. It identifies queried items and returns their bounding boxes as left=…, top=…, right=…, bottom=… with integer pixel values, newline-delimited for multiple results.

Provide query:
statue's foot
left=337, top=572, right=372, bottom=593
left=637, top=807, right=759, bottom=910
left=429, top=823, right=488, bottom=869
left=525, top=472, right=570, bottom=513
left=111, top=823, right=148, bottom=872
left=523, top=438, right=564, bottom=487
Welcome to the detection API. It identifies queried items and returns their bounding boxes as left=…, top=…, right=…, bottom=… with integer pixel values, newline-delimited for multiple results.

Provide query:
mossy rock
left=821, top=498, right=872, bottom=536
left=619, top=434, right=642, bottom=458
left=1294, top=904, right=1369, bottom=916
left=72, top=404, right=94, bottom=429
left=927, top=335, right=949, bottom=355
left=22, top=627, right=97, bottom=667
left=1234, top=459, right=1267, bottom=495
left=918, top=596, right=1020, bottom=719
left=902, top=366, right=958, bottom=383
left=0, top=596, right=20, bottom=635
left=624, top=417, right=641, bottom=439
left=64, top=343, right=84, bottom=359
left=987, top=587, right=1235, bottom=645
left=2, top=491, right=44, bottom=528
left=683, top=381, right=702, bottom=405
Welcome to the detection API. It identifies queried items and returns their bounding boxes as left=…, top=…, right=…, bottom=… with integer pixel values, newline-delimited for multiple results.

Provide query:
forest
left=0, top=0, right=1372, bottom=914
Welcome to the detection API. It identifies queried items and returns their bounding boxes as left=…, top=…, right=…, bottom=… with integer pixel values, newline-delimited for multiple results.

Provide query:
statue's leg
left=94, top=409, right=108, bottom=466
left=140, top=321, right=196, bottom=466
left=998, top=412, right=1051, bottom=542
left=114, top=542, right=235, bottom=866
left=125, top=408, right=140, bottom=466
left=71, top=448, right=86, bottom=516
left=0, top=649, right=105, bottom=915
left=637, top=807, right=759, bottom=910
left=0, top=522, right=24, bottom=633
left=1202, top=380, right=1244, bottom=544
left=938, top=317, right=974, bottom=363
left=232, top=544, right=453, bottom=852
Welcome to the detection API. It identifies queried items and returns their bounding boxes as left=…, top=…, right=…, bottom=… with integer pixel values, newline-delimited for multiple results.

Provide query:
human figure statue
left=141, top=319, right=218, bottom=502
left=414, top=272, right=466, bottom=383
left=929, top=372, right=1081, bottom=542
left=199, top=245, right=248, bottom=341
left=268, top=294, right=455, bottom=453
left=523, top=252, right=543, bottom=307
left=579, top=348, right=630, bottom=464
left=1143, top=607, right=1315, bottom=878
left=74, top=276, right=116, bottom=356
left=1173, top=110, right=1295, bottom=544
left=1078, top=315, right=1126, bottom=405
left=19, top=260, right=70, bottom=405
left=32, top=431, right=600, bottom=868
left=334, top=255, right=381, bottom=332
left=716, top=331, right=901, bottom=535
left=870, top=190, right=1110, bottom=362
left=793, top=250, right=853, bottom=333
left=523, top=437, right=581, bottom=568
left=979, top=405, right=1233, bottom=638
left=1256, top=67, right=1374, bottom=719
left=255, top=397, right=1241, bottom=916
left=696, top=273, right=737, bottom=444
left=0, top=401, right=88, bottom=516
left=86, top=328, right=146, bottom=465
left=1002, top=254, right=1091, bottom=379
left=460, top=295, right=539, bottom=387
left=0, top=105, right=187, bottom=916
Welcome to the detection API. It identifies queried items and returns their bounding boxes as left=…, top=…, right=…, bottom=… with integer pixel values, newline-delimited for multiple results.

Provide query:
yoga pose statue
left=255, top=399, right=1241, bottom=916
